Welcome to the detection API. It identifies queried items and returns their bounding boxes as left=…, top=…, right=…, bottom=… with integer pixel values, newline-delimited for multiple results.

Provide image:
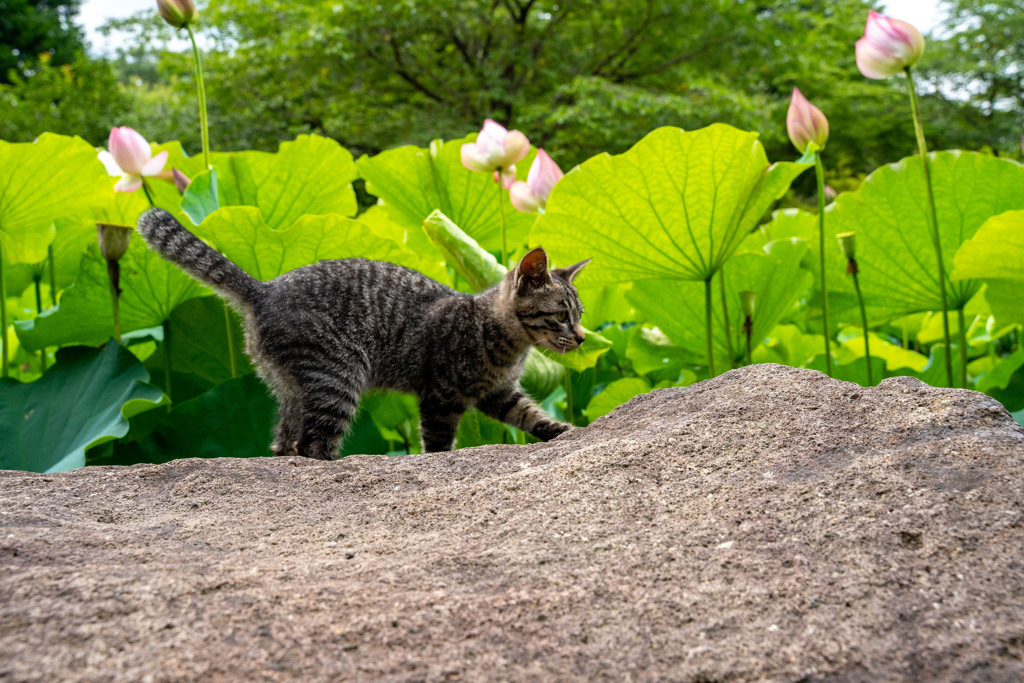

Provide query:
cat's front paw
left=534, top=420, right=573, bottom=442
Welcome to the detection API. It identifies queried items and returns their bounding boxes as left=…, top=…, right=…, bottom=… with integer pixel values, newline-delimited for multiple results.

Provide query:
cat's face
left=510, top=248, right=589, bottom=354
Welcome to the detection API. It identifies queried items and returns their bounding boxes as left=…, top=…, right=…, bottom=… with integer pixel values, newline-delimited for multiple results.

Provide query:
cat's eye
left=555, top=311, right=568, bottom=322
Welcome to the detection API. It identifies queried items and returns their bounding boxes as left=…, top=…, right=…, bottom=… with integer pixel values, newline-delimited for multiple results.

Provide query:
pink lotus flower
left=786, top=88, right=829, bottom=154
left=855, top=10, right=925, bottom=79
left=157, top=0, right=197, bottom=29
left=98, top=127, right=170, bottom=193
left=509, top=149, right=564, bottom=213
left=461, top=119, right=530, bottom=189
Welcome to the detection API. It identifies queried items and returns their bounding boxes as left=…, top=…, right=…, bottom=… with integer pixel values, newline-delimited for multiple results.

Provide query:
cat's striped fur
left=137, top=208, right=589, bottom=459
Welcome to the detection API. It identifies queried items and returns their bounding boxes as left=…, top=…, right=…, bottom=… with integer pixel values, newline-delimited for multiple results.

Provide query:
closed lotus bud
left=157, top=0, right=197, bottom=29
left=855, top=10, right=925, bottom=79
left=172, top=168, right=192, bottom=195
left=97, top=224, right=133, bottom=262
left=739, top=291, right=756, bottom=319
left=787, top=88, right=829, bottom=154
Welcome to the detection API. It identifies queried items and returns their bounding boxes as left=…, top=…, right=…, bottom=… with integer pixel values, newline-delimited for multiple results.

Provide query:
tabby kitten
left=137, top=208, right=590, bottom=460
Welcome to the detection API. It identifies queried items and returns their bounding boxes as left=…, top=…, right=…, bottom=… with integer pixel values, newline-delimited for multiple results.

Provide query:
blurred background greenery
left=2, top=0, right=1021, bottom=194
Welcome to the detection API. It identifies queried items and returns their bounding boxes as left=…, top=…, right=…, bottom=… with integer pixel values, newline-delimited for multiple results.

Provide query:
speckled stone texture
left=2, top=364, right=1023, bottom=682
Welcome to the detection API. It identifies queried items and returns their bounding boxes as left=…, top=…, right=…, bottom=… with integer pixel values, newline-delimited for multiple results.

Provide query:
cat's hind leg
left=291, top=353, right=369, bottom=461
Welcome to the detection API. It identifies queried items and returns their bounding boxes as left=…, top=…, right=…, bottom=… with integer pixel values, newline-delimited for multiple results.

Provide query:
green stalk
left=718, top=269, right=734, bottom=370
left=905, top=67, right=953, bottom=388
left=107, top=259, right=122, bottom=344
left=47, top=245, right=57, bottom=307
left=187, top=23, right=211, bottom=169
left=498, top=180, right=508, bottom=268
left=851, top=269, right=873, bottom=386
left=162, top=319, right=173, bottom=403
left=33, top=277, right=46, bottom=372
left=141, top=181, right=156, bottom=208
left=564, top=371, right=574, bottom=425
left=744, top=317, right=753, bottom=366
left=223, top=305, right=238, bottom=377
left=957, top=307, right=968, bottom=388
left=0, top=240, right=8, bottom=378
left=814, top=151, right=832, bottom=377
left=704, top=276, right=716, bottom=378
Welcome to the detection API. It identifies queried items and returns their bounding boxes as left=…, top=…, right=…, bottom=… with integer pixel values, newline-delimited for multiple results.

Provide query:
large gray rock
left=2, top=364, right=1023, bottom=681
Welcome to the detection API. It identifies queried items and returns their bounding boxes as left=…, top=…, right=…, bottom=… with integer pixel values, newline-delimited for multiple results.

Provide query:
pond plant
left=1, top=6, right=1022, bottom=473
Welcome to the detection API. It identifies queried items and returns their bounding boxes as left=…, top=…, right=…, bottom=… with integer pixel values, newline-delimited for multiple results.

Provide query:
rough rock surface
left=2, top=364, right=1023, bottom=681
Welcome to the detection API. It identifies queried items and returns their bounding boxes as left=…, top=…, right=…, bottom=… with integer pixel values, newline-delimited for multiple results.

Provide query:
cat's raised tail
left=138, top=208, right=264, bottom=309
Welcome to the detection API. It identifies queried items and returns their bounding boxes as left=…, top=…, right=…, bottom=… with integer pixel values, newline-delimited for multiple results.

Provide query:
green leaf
left=0, top=343, right=166, bottom=472
left=147, top=296, right=250, bottom=388
left=110, top=374, right=275, bottom=463
left=974, top=345, right=1024, bottom=394
left=213, top=135, right=358, bottom=228
left=538, top=331, right=613, bottom=372
left=808, top=152, right=1024, bottom=322
left=15, top=238, right=208, bottom=350
left=531, top=124, right=810, bottom=285
left=834, top=330, right=929, bottom=372
left=0, top=133, right=111, bottom=263
left=627, top=239, right=812, bottom=366
left=625, top=326, right=698, bottom=377
left=521, top=348, right=565, bottom=400
left=952, top=210, right=1024, bottom=326
left=180, top=168, right=220, bottom=226
left=585, top=377, right=651, bottom=420
left=357, top=135, right=536, bottom=253
left=194, top=206, right=442, bottom=281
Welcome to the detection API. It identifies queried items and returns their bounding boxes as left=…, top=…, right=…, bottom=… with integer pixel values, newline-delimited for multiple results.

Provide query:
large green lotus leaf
left=420, top=210, right=611, bottom=370
left=531, top=124, right=810, bottom=285
left=585, top=377, right=652, bottom=420
left=144, top=296, right=251, bottom=388
left=628, top=239, right=812, bottom=367
left=0, top=343, right=167, bottom=472
left=15, top=238, right=208, bottom=350
left=803, top=152, right=1024, bottom=322
left=111, top=373, right=275, bottom=463
left=357, top=135, right=536, bottom=253
left=952, top=210, right=1024, bottom=326
left=0, top=134, right=111, bottom=263
left=161, top=137, right=358, bottom=228
left=194, top=206, right=439, bottom=281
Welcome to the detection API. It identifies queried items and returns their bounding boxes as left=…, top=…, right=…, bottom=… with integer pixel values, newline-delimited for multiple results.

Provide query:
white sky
left=77, top=0, right=947, bottom=54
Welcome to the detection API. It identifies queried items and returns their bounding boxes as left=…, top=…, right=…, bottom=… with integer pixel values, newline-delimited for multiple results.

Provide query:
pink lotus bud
left=856, top=10, right=925, bottom=79
left=172, top=168, right=192, bottom=195
left=786, top=88, right=830, bottom=154
left=98, top=126, right=170, bottom=193
left=461, top=119, right=530, bottom=177
left=510, top=149, right=564, bottom=213
left=157, top=0, right=197, bottom=29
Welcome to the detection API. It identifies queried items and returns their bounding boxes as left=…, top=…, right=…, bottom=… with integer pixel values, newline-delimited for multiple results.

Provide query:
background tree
left=1, top=0, right=85, bottom=82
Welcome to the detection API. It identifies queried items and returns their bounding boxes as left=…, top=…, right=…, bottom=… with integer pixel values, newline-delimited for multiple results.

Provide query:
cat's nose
left=573, top=331, right=585, bottom=345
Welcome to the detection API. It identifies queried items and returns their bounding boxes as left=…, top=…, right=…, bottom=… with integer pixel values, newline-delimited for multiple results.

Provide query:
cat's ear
left=552, top=258, right=591, bottom=284
left=515, top=247, right=552, bottom=290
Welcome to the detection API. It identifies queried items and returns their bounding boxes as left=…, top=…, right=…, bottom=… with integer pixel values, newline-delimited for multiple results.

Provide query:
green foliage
left=953, top=210, right=1024, bottom=327
left=532, top=124, right=809, bottom=284
left=0, top=342, right=166, bottom=472
left=0, top=0, right=84, bottom=84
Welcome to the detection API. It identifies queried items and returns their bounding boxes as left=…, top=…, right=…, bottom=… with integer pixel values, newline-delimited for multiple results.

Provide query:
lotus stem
left=957, top=307, right=968, bottom=388
left=850, top=266, right=873, bottom=386
left=564, top=371, right=574, bottom=425
left=704, top=276, right=716, bottom=378
left=162, top=319, right=173, bottom=403
left=718, top=269, right=734, bottom=370
left=814, top=151, right=832, bottom=377
left=33, top=276, right=47, bottom=372
left=743, top=316, right=753, bottom=366
left=0, top=240, right=8, bottom=378
left=497, top=180, right=508, bottom=268
left=224, top=305, right=238, bottom=377
left=107, top=259, right=122, bottom=344
left=47, top=245, right=57, bottom=307
left=141, top=181, right=156, bottom=208
left=905, top=67, right=953, bottom=388
left=187, top=23, right=211, bottom=169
